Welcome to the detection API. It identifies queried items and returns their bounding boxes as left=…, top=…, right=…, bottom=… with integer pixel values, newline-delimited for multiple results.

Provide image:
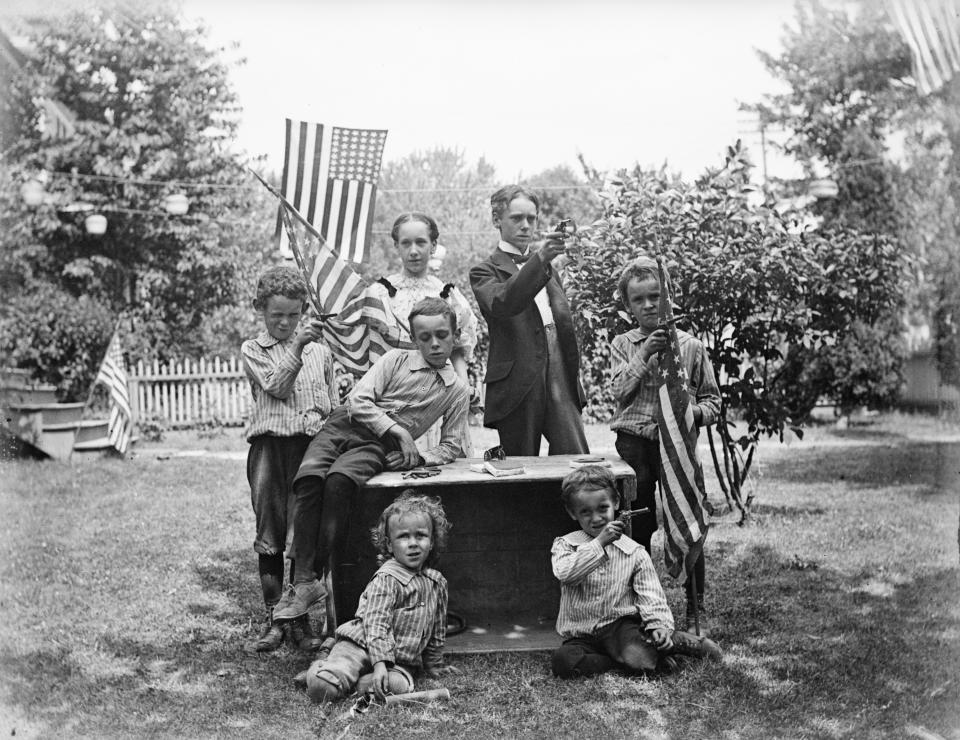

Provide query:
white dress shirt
left=497, top=239, right=555, bottom=328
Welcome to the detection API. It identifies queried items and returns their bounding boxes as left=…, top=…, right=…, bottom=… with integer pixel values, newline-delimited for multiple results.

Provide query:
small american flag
left=653, top=257, right=709, bottom=581
left=276, top=119, right=387, bottom=263
left=887, top=0, right=960, bottom=95
left=95, top=330, right=132, bottom=454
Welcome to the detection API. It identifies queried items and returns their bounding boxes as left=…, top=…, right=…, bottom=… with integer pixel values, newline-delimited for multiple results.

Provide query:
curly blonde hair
left=370, top=490, right=452, bottom=567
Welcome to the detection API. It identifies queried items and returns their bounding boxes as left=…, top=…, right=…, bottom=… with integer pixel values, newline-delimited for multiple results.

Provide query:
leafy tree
left=372, top=147, right=498, bottom=289
left=752, top=0, right=959, bottom=391
left=1, top=2, right=276, bottom=398
left=567, top=142, right=911, bottom=520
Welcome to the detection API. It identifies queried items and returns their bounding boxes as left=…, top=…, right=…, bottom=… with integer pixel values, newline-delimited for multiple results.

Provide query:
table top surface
left=363, top=454, right=635, bottom=489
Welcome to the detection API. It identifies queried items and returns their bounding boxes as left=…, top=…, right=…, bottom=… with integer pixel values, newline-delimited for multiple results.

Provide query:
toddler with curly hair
left=302, top=491, right=457, bottom=703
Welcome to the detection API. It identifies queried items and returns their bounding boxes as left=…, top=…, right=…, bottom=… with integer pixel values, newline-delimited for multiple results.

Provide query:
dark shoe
left=273, top=580, right=326, bottom=622
left=670, top=630, right=722, bottom=662
left=656, top=654, right=685, bottom=675
left=289, top=615, right=325, bottom=652
left=254, top=619, right=285, bottom=653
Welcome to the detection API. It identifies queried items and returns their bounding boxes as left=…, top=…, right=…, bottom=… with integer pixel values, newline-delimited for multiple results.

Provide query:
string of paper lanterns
left=18, top=174, right=194, bottom=234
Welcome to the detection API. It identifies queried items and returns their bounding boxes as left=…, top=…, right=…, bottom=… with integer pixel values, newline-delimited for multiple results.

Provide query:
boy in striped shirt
left=303, top=491, right=456, bottom=703
left=551, top=466, right=721, bottom=678
left=242, top=266, right=340, bottom=653
left=609, top=256, right=720, bottom=632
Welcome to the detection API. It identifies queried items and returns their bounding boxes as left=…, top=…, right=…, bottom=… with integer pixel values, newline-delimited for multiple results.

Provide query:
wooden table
left=332, top=455, right=637, bottom=652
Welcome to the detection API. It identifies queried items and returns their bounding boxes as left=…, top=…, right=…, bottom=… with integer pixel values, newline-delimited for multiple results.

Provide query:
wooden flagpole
left=249, top=168, right=328, bottom=317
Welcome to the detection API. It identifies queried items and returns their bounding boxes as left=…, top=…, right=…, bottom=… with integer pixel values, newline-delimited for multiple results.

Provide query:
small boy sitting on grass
left=241, top=265, right=339, bottom=653
left=303, top=491, right=456, bottom=703
left=273, top=297, right=470, bottom=626
left=551, top=465, right=722, bottom=679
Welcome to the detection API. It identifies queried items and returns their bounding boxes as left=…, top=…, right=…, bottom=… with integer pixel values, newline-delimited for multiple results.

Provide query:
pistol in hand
left=617, top=507, right=651, bottom=524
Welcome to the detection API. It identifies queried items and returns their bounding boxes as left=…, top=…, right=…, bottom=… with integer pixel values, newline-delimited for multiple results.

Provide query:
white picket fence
left=129, top=356, right=250, bottom=427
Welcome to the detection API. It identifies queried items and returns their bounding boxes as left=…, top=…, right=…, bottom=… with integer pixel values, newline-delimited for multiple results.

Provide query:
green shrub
left=0, top=281, right=115, bottom=401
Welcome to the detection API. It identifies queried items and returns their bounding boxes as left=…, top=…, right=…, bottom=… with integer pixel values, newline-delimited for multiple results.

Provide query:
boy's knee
left=293, top=475, right=322, bottom=499
left=551, top=645, right=580, bottom=678
left=619, top=641, right=659, bottom=674
left=355, top=666, right=414, bottom=696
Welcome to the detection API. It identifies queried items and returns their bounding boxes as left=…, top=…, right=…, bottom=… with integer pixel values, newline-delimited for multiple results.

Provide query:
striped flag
left=278, top=202, right=403, bottom=376
left=887, top=0, right=960, bottom=95
left=653, top=258, right=709, bottom=581
left=94, top=330, right=132, bottom=454
left=276, top=119, right=388, bottom=263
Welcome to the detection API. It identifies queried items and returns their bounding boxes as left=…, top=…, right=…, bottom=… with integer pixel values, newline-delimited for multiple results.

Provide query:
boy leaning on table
left=271, top=296, right=470, bottom=627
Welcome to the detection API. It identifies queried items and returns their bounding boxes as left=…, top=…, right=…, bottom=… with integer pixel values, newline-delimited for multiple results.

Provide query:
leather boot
left=254, top=608, right=285, bottom=653
left=669, top=629, right=722, bottom=662
left=289, top=614, right=325, bottom=652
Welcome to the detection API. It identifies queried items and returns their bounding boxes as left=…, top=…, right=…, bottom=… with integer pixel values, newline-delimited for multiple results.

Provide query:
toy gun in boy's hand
left=547, top=218, right=580, bottom=258
left=552, top=218, right=576, bottom=239
left=656, top=314, right=685, bottom=331
left=617, top=507, right=651, bottom=523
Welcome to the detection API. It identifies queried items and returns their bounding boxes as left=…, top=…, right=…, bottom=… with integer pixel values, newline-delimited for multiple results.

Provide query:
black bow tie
left=507, top=251, right=531, bottom=264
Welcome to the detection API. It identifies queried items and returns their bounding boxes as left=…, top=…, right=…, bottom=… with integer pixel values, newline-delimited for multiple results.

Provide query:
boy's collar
left=378, top=558, right=442, bottom=584
left=561, top=529, right=640, bottom=555
left=409, top=351, right=457, bottom=386
left=625, top=327, right=650, bottom=343
left=254, top=330, right=284, bottom=348
left=627, top=326, right=688, bottom=344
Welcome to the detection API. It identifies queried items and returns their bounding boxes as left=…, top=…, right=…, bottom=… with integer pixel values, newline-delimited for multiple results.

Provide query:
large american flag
left=278, top=202, right=401, bottom=376
left=653, top=257, right=709, bottom=581
left=276, top=119, right=387, bottom=263
left=94, top=330, right=132, bottom=454
left=887, top=0, right=960, bottom=95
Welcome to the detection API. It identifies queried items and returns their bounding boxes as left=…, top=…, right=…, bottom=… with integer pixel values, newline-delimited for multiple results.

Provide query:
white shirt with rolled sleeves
left=551, top=529, right=675, bottom=639
left=345, top=348, right=469, bottom=466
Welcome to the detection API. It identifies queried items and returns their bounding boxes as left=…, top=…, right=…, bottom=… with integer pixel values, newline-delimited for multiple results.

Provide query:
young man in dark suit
left=469, top=185, right=589, bottom=456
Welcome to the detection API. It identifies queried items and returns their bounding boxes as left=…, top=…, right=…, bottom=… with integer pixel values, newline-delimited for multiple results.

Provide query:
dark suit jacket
left=469, top=248, right=585, bottom=427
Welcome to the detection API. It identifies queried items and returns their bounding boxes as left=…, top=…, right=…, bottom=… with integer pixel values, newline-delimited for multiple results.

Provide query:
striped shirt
left=241, top=331, right=339, bottom=440
left=552, top=529, right=674, bottom=639
left=609, top=328, right=720, bottom=436
left=346, top=348, right=469, bottom=466
left=335, top=559, right=447, bottom=669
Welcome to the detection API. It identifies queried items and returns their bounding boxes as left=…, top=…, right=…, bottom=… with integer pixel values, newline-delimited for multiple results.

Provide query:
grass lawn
left=1, top=414, right=958, bottom=739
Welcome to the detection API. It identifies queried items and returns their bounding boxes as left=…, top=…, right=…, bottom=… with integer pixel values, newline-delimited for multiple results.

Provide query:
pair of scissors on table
left=401, top=467, right=441, bottom=480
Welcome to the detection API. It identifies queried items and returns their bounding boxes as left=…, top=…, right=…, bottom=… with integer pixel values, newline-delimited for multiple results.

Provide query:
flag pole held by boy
left=654, top=256, right=709, bottom=634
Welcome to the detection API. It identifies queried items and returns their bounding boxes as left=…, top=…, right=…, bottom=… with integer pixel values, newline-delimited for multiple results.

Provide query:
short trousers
left=294, top=406, right=398, bottom=487
left=247, top=434, right=312, bottom=555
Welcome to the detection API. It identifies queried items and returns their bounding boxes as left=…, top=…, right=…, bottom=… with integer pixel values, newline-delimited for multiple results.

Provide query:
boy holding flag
left=609, top=256, right=720, bottom=633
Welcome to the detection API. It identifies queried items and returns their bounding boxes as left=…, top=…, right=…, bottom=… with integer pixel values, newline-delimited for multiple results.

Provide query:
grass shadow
left=703, top=543, right=960, bottom=737
left=764, top=441, right=959, bottom=491
left=0, top=628, right=318, bottom=737
left=193, top=546, right=261, bottom=619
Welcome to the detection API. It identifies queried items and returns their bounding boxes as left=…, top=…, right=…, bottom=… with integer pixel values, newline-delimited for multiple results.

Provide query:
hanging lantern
left=163, top=192, right=189, bottom=215
left=20, top=179, right=45, bottom=207
left=84, top=213, right=108, bottom=235
left=809, top=179, right=838, bottom=199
